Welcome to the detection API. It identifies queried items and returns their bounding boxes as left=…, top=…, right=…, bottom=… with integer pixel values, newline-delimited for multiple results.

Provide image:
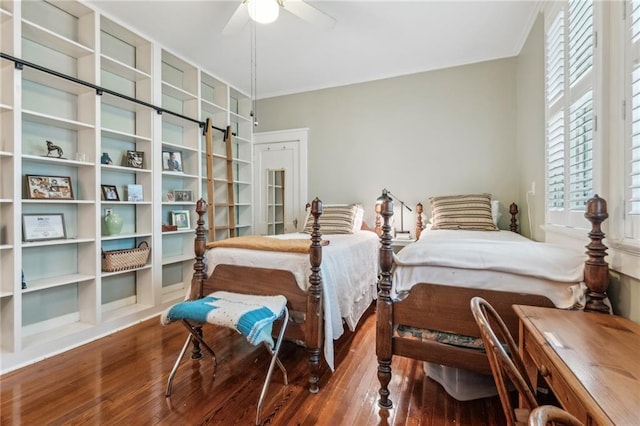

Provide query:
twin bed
left=375, top=193, right=610, bottom=407
left=188, top=198, right=379, bottom=393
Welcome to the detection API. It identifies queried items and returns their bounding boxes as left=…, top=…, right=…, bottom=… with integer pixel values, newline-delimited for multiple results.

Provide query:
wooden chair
left=470, top=297, right=538, bottom=425
left=528, top=405, right=584, bottom=426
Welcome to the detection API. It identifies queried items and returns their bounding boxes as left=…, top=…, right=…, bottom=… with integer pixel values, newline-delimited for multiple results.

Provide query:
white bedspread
left=393, top=230, right=588, bottom=308
left=204, top=231, right=379, bottom=371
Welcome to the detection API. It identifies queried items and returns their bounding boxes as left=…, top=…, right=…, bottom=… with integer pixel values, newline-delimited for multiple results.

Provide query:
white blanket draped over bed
left=203, top=231, right=379, bottom=371
left=393, top=230, right=588, bottom=308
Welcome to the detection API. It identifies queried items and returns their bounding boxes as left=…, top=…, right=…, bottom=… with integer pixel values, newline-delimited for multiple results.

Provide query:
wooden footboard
left=190, top=198, right=324, bottom=393
left=375, top=193, right=611, bottom=409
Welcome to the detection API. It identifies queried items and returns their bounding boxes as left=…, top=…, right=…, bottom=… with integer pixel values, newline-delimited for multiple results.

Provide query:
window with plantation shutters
left=625, top=0, right=640, bottom=239
left=544, top=0, right=596, bottom=227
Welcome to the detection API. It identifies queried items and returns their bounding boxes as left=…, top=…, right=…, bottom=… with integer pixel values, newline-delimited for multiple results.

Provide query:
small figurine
left=46, top=140, right=63, bottom=158
left=101, top=152, right=113, bottom=165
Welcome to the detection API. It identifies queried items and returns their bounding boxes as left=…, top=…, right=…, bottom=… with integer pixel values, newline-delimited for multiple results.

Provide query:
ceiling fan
left=222, top=0, right=337, bottom=36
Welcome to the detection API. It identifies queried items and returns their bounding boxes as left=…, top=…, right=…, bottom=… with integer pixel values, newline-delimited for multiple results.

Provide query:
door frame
left=253, top=128, right=309, bottom=233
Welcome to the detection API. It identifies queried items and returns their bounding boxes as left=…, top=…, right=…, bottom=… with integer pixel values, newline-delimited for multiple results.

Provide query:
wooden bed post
left=376, top=192, right=394, bottom=408
left=583, top=195, right=610, bottom=314
left=374, top=201, right=382, bottom=237
left=509, top=203, right=519, bottom=233
left=415, top=202, right=424, bottom=240
left=307, top=198, right=323, bottom=393
left=187, top=199, right=209, bottom=360
left=191, top=199, right=208, bottom=300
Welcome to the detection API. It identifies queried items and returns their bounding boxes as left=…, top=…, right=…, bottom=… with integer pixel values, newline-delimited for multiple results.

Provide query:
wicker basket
left=102, top=241, right=150, bottom=272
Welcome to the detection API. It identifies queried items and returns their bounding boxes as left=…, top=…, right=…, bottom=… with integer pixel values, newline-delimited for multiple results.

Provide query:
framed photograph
left=127, top=184, right=143, bottom=202
left=162, top=151, right=183, bottom=172
left=26, top=175, right=74, bottom=199
left=173, top=189, right=193, bottom=202
left=101, top=184, right=120, bottom=201
left=171, top=210, right=190, bottom=230
left=125, top=150, right=144, bottom=169
left=163, top=191, right=175, bottom=202
left=22, top=213, right=67, bottom=242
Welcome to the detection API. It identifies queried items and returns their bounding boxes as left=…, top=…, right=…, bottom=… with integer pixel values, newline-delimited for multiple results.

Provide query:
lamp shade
left=248, top=0, right=280, bottom=24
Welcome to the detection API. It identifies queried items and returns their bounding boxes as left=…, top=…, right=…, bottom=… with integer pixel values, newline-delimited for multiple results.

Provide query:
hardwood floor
left=0, top=306, right=506, bottom=425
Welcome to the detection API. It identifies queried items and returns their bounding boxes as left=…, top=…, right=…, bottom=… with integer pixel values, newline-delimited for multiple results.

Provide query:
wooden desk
left=514, top=305, right=640, bottom=426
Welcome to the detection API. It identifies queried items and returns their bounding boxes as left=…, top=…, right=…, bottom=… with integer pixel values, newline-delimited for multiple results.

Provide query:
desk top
left=514, top=305, right=640, bottom=426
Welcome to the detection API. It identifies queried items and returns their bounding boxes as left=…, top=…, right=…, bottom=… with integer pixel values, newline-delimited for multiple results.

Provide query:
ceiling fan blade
left=222, top=2, right=250, bottom=36
left=284, top=0, right=336, bottom=30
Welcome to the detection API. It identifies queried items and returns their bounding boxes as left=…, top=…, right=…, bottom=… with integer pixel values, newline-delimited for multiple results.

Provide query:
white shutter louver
left=568, top=0, right=593, bottom=87
left=545, top=0, right=594, bottom=225
left=547, top=110, right=565, bottom=209
left=546, top=11, right=565, bottom=106
left=568, top=91, right=593, bottom=209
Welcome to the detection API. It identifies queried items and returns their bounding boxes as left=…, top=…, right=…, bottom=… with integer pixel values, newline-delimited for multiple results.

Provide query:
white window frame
left=543, top=0, right=640, bottom=280
left=544, top=0, right=605, bottom=230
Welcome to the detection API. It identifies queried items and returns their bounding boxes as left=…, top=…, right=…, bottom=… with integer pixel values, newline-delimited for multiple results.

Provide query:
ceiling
left=87, top=1, right=540, bottom=99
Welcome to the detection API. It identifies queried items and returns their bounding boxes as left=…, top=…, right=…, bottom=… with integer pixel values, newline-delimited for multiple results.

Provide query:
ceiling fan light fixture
left=248, top=0, right=280, bottom=24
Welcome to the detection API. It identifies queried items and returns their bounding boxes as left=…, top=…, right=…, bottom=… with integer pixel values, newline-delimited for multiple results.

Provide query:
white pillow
left=491, top=200, right=501, bottom=226
left=352, top=204, right=365, bottom=233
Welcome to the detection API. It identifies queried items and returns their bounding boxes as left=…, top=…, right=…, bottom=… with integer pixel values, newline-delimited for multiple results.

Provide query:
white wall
left=256, top=58, right=519, bottom=229
left=515, top=13, right=546, bottom=241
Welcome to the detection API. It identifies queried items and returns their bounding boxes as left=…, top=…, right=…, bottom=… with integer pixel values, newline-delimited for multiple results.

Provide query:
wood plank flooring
left=0, top=306, right=506, bottom=425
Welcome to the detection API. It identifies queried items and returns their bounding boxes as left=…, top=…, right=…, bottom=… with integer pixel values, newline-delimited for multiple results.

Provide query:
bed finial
left=584, top=194, right=610, bottom=314
left=509, top=203, right=519, bottom=233
left=376, top=191, right=394, bottom=409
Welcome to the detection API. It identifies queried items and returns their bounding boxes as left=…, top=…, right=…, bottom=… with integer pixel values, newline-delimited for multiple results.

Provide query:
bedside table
left=391, top=238, right=415, bottom=253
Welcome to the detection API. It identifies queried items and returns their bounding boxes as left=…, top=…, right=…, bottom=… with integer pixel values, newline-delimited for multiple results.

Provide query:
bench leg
left=256, top=308, right=289, bottom=425
left=165, top=321, right=217, bottom=397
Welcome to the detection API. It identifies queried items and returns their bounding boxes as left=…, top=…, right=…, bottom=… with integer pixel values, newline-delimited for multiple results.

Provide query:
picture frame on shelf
left=22, top=213, right=67, bottom=242
left=162, top=151, right=183, bottom=172
left=127, top=184, right=144, bottom=202
left=101, top=184, right=120, bottom=201
left=125, top=150, right=144, bottom=169
left=163, top=191, right=175, bottom=202
left=173, top=189, right=193, bottom=202
left=171, top=210, right=190, bottom=230
left=26, top=175, right=74, bottom=200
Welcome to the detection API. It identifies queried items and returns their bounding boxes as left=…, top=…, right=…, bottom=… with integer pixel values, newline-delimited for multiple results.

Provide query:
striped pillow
left=302, top=204, right=357, bottom=234
left=429, top=194, right=498, bottom=231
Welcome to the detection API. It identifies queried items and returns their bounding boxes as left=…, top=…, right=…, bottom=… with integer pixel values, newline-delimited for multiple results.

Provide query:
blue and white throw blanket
left=161, top=291, right=287, bottom=348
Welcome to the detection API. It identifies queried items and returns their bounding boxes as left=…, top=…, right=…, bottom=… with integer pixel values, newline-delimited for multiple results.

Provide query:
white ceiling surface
left=87, top=1, right=540, bottom=99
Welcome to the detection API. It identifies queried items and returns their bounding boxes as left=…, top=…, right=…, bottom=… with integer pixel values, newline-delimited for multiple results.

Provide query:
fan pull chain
left=250, top=18, right=258, bottom=127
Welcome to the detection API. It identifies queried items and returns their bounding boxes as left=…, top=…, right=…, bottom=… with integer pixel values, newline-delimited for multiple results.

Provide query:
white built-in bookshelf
left=0, top=0, right=252, bottom=373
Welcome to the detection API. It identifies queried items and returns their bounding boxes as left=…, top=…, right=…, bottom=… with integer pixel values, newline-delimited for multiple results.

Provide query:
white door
left=253, top=128, right=308, bottom=234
